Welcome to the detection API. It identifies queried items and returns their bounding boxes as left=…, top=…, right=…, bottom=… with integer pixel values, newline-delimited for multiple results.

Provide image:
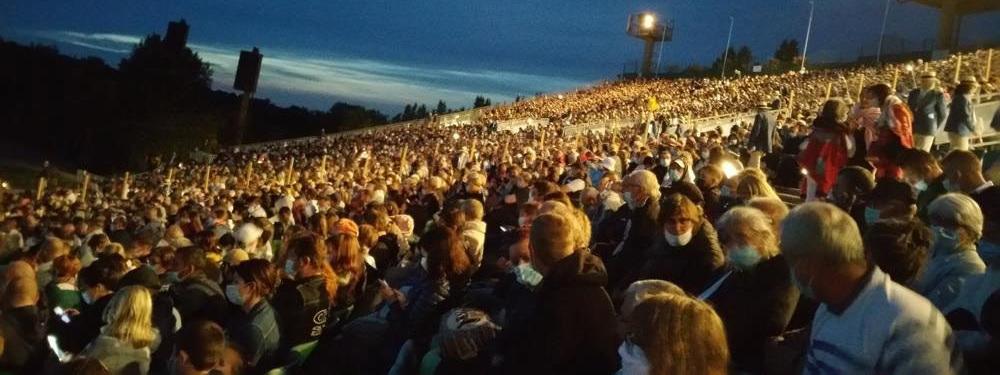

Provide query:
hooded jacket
left=504, top=249, right=620, bottom=375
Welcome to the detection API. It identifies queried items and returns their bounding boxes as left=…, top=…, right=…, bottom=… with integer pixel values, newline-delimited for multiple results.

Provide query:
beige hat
left=960, top=75, right=979, bottom=84
left=919, top=71, right=937, bottom=79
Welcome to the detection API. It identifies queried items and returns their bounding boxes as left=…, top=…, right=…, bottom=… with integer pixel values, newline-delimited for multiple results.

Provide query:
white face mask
left=912, top=179, right=928, bottom=192
left=664, top=229, right=694, bottom=247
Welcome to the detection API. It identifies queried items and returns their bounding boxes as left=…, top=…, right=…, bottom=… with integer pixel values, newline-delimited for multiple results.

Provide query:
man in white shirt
left=781, top=202, right=961, bottom=375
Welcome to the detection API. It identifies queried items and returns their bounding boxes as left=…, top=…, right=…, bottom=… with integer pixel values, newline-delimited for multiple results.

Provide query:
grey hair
left=717, top=206, right=779, bottom=259
left=628, top=169, right=661, bottom=200
left=781, top=202, right=865, bottom=266
left=621, top=280, right=685, bottom=319
left=928, top=193, right=983, bottom=244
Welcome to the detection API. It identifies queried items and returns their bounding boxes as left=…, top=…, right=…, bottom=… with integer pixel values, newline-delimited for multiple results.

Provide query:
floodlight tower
left=627, top=12, right=673, bottom=78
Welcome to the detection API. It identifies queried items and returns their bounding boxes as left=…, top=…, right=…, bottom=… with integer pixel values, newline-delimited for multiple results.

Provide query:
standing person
left=81, top=286, right=158, bottom=375
left=781, top=202, right=961, bottom=375
left=0, top=277, right=44, bottom=373
left=225, top=259, right=281, bottom=373
left=619, top=294, right=730, bottom=375
left=944, top=76, right=981, bottom=151
left=868, top=83, right=914, bottom=179
left=749, top=103, right=777, bottom=154
left=503, top=210, right=620, bottom=375
left=799, top=99, right=854, bottom=200
left=908, top=71, right=948, bottom=151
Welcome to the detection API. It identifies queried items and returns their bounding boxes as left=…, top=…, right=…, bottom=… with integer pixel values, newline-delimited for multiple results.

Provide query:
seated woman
left=917, top=193, right=987, bottom=309
left=638, top=193, right=725, bottom=295
left=226, top=259, right=281, bottom=373
left=619, top=294, right=729, bottom=375
left=708, top=206, right=798, bottom=373
left=80, top=286, right=157, bottom=375
left=381, top=226, right=473, bottom=373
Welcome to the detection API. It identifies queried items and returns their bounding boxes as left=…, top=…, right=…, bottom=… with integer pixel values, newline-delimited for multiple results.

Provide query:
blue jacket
left=944, top=94, right=977, bottom=136
left=907, top=88, right=947, bottom=135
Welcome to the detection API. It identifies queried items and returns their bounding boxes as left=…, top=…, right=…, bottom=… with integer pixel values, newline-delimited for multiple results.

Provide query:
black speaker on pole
left=164, top=20, right=189, bottom=50
left=234, top=48, right=263, bottom=93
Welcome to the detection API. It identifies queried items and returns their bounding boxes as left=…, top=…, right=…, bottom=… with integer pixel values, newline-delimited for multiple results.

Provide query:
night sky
left=2, top=0, right=998, bottom=114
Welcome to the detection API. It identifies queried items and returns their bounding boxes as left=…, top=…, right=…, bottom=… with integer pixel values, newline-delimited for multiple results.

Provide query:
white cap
left=600, top=157, right=617, bottom=172
left=562, top=179, right=586, bottom=193
left=234, top=222, right=263, bottom=245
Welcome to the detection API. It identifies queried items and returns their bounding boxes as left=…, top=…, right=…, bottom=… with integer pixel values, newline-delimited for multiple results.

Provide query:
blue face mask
left=225, top=284, right=245, bottom=306
left=790, top=265, right=817, bottom=300
left=864, top=207, right=881, bottom=225
left=728, top=245, right=762, bottom=269
left=514, top=263, right=544, bottom=288
left=931, top=226, right=960, bottom=256
left=284, top=259, right=297, bottom=278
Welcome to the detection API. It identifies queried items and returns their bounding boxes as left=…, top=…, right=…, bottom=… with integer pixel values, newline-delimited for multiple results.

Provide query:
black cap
left=120, top=265, right=162, bottom=291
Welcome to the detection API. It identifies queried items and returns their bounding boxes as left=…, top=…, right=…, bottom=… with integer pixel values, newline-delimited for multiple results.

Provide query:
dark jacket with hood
left=170, top=272, right=227, bottom=326
left=639, top=220, right=726, bottom=294
left=607, top=198, right=659, bottom=292
left=504, top=249, right=620, bottom=375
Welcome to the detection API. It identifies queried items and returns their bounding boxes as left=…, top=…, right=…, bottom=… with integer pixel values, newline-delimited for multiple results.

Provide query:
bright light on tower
left=641, top=13, right=655, bottom=30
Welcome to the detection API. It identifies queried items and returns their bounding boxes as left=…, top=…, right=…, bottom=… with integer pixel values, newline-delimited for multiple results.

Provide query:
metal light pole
left=876, top=0, right=891, bottom=64
left=721, top=16, right=734, bottom=79
left=800, top=0, right=815, bottom=72
left=655, top=22, right=668, bottom=75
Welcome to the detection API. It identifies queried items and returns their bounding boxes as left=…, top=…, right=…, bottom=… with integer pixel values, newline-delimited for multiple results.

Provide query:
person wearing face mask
left=940, top=150, right=998, bottom=219
left=225, top=259, right=281, bottom=373
left=862, top=178, right=918, bottom=231
left=695, top=164, right=725, bottom=222
left=272, top=234, right=334, bottom=353
left=781, top=202, right=960, bottom=375
left=828, top=166, right=876, bottom=228
left=639, top=193, right=724, bottom=295
left=916, top=194, right=987, bottom=310
left=501, top=210, right=619, bottom=375
left=650, top=149, right=671, bottom=183
left=619, top=294, right=730, bottom=375
left=606, top=170, right=661, bottom=293
left=168, top=246, right=228, bottom=327
left=55, top=254, right=128, bottom=354
left=707, top=207, right=798, bottom=373
left=897, top=149, right=947, bottom=222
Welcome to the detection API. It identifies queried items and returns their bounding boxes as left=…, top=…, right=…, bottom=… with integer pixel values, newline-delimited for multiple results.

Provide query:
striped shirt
left=805, top=267, right=961, bottom=375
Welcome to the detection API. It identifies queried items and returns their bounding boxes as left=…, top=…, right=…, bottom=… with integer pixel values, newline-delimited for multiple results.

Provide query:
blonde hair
left=102, top=286, right=156, bottom=349
left=735, top=170, right=778, bottom=200
left=717, top=207, right=780, bottom=259
left=628, top=294, right=729, bottom=375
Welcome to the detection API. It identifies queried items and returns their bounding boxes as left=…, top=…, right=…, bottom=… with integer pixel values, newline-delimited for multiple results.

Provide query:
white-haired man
left=782, top=202, right=960, bottom=375
left=607, top=170, right=661, bottom=292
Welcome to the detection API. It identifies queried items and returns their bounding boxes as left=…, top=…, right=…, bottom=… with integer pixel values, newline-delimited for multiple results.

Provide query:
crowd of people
left=1, top=48, right=1000, bottom=375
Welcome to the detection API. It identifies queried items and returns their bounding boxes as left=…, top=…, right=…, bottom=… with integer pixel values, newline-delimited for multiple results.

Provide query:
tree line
left=0, top=36, right=494, bottom=174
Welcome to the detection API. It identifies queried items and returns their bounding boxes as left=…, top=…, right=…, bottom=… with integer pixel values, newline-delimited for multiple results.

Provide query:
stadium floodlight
left=641, top=14, right=656, bottom=30
left=627, top=12, right=674, bottom=78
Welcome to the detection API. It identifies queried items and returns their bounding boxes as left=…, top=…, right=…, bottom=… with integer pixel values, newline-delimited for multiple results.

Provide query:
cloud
left=27, top=30, right=583, bottom=111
